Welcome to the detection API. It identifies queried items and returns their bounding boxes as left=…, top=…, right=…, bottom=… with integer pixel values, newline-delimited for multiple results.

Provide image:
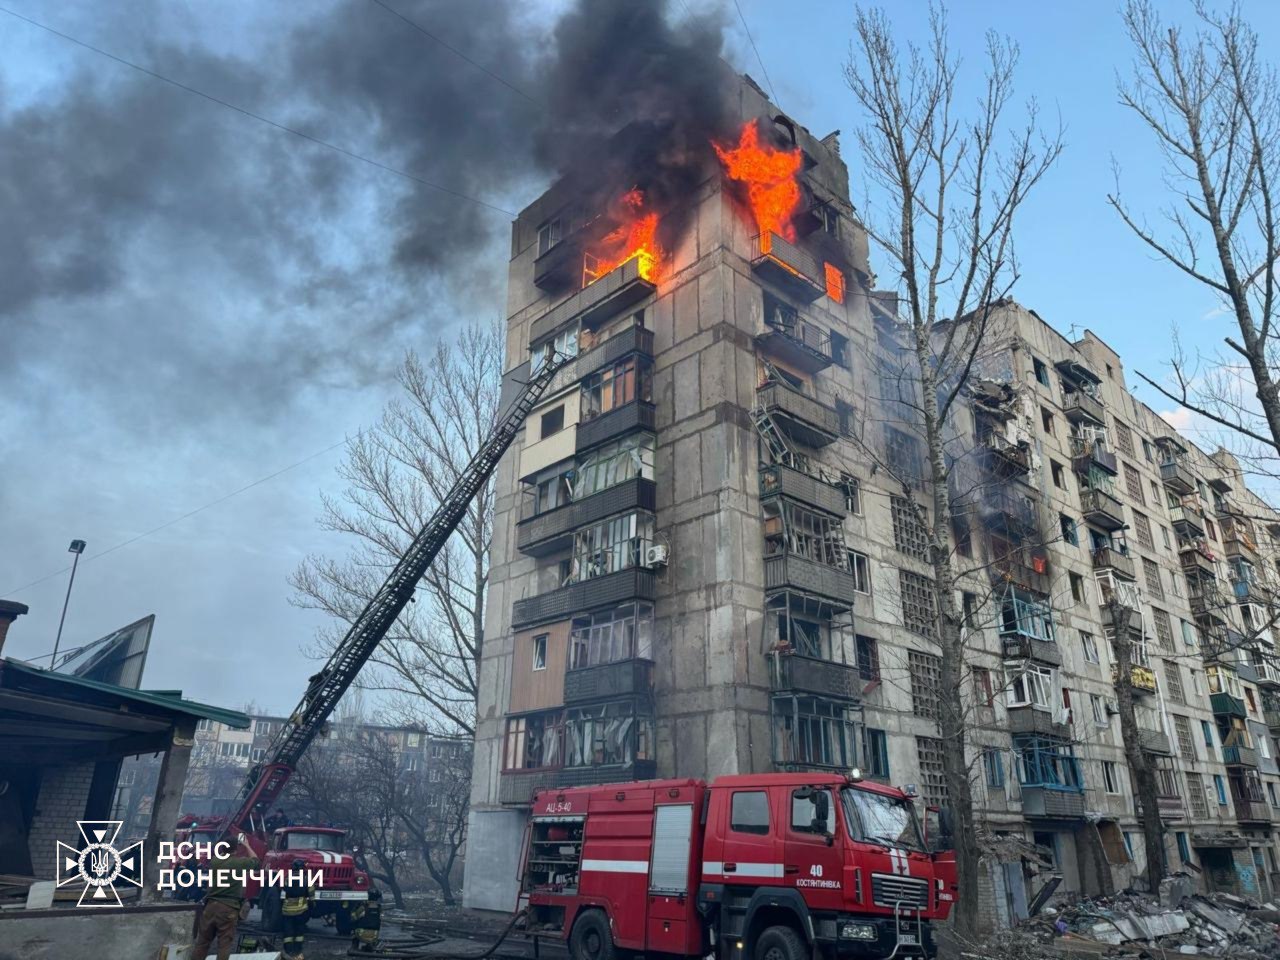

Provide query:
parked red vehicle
left=172, top=816, right=369, bottom=931
left=521, top=774, right=956, bottom=960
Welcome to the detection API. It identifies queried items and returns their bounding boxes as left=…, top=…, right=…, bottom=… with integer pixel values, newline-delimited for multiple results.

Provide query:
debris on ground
left=971, top=882, right=1280, bottom=959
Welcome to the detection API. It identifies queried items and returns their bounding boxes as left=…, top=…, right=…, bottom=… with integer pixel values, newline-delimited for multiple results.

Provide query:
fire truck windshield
left=283, top=832, right=344, bottom=852
left=840, top=788, right=924, bottom=852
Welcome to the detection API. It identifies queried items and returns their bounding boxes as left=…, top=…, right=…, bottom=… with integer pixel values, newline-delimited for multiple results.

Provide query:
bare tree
left=845, top=5, right=1061, bottom=943
left=1112, top=1, right=1280, bottom=478
left=290, top=319, right=504, bottom=736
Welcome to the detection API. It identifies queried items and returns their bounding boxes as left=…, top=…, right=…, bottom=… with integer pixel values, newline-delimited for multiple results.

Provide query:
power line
left=731, top=0, right=778, bottom=108
left=366, top=0, right=543, bottom=109
left=4, top=433, right=363, bottom=596
left=0, top=4, right=516, bottom=217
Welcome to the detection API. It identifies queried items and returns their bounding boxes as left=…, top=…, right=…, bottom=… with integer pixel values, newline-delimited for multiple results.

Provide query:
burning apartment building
left=464, top=69, right=1280, bottom=920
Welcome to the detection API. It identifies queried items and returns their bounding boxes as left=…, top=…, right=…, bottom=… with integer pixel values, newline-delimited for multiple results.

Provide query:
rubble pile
left=979, top=883, right=1280, bottom=959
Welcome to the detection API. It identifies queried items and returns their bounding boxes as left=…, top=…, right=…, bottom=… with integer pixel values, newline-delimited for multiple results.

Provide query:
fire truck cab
left=522, top=774, right=956, bottom=960
left=255, top=826, right=370, bottom=933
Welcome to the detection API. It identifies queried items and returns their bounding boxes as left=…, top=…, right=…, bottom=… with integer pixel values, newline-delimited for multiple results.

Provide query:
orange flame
left=584, top=188, right=665, bottom=285
left=824, top=262, right=846, bottom=303
left=713, top=119, right=804, bottom=244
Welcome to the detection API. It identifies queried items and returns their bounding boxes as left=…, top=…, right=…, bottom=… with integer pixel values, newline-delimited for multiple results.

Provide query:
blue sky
left=2, top=1, right=1276, bottom=714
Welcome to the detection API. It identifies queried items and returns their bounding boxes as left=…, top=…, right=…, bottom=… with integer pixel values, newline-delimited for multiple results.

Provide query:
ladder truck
left=194, top=352, right=571, bottom=932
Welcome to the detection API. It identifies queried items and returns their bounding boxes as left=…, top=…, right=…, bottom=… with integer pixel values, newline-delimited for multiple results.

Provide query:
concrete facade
left=464, top=74, right=1280, bottom=918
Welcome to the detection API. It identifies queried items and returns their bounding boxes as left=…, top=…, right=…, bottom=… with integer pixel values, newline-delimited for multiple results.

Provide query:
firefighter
left=351, top=887, right=382, bottom=951
left=280, top=857, right=314, bottom=959
left=190, top=834, right=259, bottom=960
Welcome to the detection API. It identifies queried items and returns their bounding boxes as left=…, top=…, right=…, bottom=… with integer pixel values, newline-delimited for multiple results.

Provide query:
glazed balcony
left=983, top=433, right=1033, bottom=476
left=1111, top=664, right=1158, bottom=695
left=1062, top=391, right=1105, bottom=426
left=1081, top=487, right=1126, bottom=531
left=759, top=463, right=847, bottom=517
left=1169, top=502, right=1206, bottom=538
left=1071, top=439, right=1118, bottom=476
left=517, top=478, right=656, bottom=557
left=756, top=382, right=840, bottom=448
left=498, top=759, right=658, bottom=806
left=1232, top=577, right=1272, bottom=604
left=757, top=316, right=834, bottom=374
left=1022, top=786, right=1086, bottom=819
left=576, top=400, right=656, bottom=452
left=1250, top=659, right=1280, bottom=687
left=1138, top=728, right=1172, bottom=755
left=1092, top=545, right=1136, bottom=581
left=532, top=235, right=582, bottom=291
left=750, top=233, right=826, bottom=303
left=1223, top=744, right=1259, bottom=768
left=764, top=554, right=860, bottom=607
left=1160, top=458, right=1197, bottom=496
left=576, top=325, right=654, bottom=378
left=1007, top=706, right=1071, bottom=738
left=1224, top=526, right=1261, bottom=563
left=529, top=256, right=655, bottom=344
left=563, top=659, right=653, bottom=705
left=768, top=650, right=862, bottom=701
left=511, top=568, right=657, bottom=629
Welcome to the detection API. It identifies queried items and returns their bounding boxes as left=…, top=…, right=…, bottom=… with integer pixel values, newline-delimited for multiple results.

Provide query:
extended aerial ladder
left=219, top=352, right=571, bottom=841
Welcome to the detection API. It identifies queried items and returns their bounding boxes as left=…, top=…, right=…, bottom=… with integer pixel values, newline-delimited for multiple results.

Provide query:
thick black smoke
left=1, top=0, right=734, bottom=438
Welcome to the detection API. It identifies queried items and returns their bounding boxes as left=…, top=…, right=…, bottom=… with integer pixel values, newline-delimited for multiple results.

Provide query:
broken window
left=856, top=635, right=880, bottom=681
left=1006, top=663, right=1054, bottom=709
left=909, top=650, right=942, bottom=720
left=570, top=602, right=653, bottom=669
left=1013, top=736, right=1083, bottom=790
left=567, top=511, right=654, bottom=583
left=772, top=696, right=857, bottom=769
left=863, top=728, right=890, bottom=778
left=564, top=701, right=653, bottom=768
left=573, top=432, right=655, bottom=499
left=764, top=500, right=849, bottom=569
left=1000, top=586, right=1055, bottom=642
left=849, top=550, right=871, bottom=592
left=540, top=405, right=565, bottom=438
left=504, top=711, right=563, bottom=770
left=884, top=425, right=924, bottom=486
left=898, top=569, right=938, bottom=638
left=532, top=324, right=578, bottom=372
left=580, top=356, right=652, bottom=420
left=778, top=614, right=824, bottom=659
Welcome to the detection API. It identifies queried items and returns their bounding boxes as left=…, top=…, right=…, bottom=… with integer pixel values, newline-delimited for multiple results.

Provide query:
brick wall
left=26, top=762, right=96, bottom=879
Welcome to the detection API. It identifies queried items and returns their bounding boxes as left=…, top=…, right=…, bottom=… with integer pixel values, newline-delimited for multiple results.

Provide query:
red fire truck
left=521, top=774, right=956, bottom=960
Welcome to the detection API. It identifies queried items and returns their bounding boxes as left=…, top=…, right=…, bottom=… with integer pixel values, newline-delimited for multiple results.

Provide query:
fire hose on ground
left=348, top=907, right=532, bottom=959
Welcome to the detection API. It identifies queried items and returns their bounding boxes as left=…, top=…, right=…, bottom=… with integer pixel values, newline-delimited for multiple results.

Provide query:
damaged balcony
left=1110, top=663, right=1158, bottom=695
left=533, top=232, right=583, bottom=291
left=759, top=463, right=847, bottom=517
left=1211, top=691, right=1248, bottom=718
left=1071, top=438, right=1118, bottom=476
left=767, top=650, right=861, bottom=701
left=576, top=400, right=657, bottom=452
left=764, top=554, right=860, bottom=607
left=1180, top=540, right=1217, bottom=579
left=1081, top=487, right=1126, bottom=531
left=1169, top=501, right=1206, bottom=538
left=982, top=432, right=1033, bottom=476
left=517, top=478, right=656, bottom=557
left=529, top=256, right=656, bottom=345
left=1015, top=736, right=1086, bottom=818
left=1062, top=390, right=1105, bottom=426
left=511, top=568, right=657, bottom=629
left=1007, top=706, right=1070, bottom=738
left=1223, top=519, right=1261, bottom=563
left=1189, top=582, right=1230, bottom=621
left=981, top=488, right=1041, bottom=538
left=993, top=551, right=1051, bottom=596
left=756, top=381, right=840, bottom=447
left=757, top=298, right=833, bottom=373
left=563, top=659, right=653, bottom=704
left=1022, top=787, right=1087, bottom=818
left=1223, top=744, right=1259, bottom=768
left=750, top=233, right=826, bottom=303
left=576, top=324, right=654, bottom=378
left=1092, top=544, right=1136, bottom=581
left=1160, top=458, right=1197, bottom=496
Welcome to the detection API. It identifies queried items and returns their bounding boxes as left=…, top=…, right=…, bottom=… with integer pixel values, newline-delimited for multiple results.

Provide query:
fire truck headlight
left=355, top=874, right=368, bottom=886
left=839, top=923, right=878, bottom=941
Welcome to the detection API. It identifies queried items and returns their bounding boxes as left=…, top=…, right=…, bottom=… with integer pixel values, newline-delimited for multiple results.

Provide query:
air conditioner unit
left=644, top=544, right=669, bottom=568
left=1105, top=700, right=1120, bottom=716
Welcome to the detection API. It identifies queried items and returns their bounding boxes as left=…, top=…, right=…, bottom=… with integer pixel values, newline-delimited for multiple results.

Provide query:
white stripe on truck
left=701, top=862, right=785, bottom=878
left=580, top=859, right=650, bottom=874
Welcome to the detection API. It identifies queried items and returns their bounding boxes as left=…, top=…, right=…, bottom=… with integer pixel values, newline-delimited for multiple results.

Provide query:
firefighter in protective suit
left=350, top=887, right=382, bottom=951
left=280, top=858, right=314, bottom=959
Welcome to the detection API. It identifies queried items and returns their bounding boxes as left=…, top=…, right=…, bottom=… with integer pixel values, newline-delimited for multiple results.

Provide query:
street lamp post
left=51, top=539, right=87, bottom=668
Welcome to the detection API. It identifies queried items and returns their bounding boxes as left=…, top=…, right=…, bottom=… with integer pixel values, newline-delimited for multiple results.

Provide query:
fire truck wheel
left=754, top=925, right=807, bottom=960
left=569, top=910, right=616, bottom=960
